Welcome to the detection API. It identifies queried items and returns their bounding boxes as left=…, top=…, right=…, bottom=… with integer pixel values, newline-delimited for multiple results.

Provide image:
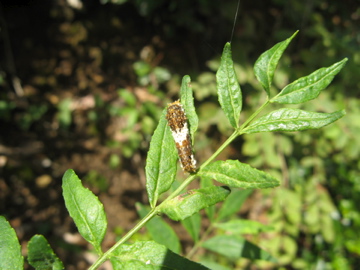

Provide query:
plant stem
left=200, top=130, right=239, bottom=169
left=89, top=130, right=239, bottom=269
left=238, top=98, right=270, bottom=133
left=89, top=208, right=158, bottom=270
left=90, top=99, right=271, bottom=269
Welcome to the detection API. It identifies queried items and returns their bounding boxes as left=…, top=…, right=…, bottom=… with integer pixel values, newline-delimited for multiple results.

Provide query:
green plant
left=0, top=31, right=347, bottom=269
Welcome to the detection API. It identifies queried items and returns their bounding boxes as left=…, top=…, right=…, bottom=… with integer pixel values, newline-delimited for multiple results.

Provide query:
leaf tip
left=62, top=169, right=75, bottom=182
left=286, top=30, right=299, bottom=41
left=223, top=42, right=232, bottom=53
left=183, top=74, right=191, bottom=82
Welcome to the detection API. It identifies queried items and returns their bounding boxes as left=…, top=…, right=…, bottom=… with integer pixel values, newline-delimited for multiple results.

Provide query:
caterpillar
left=166, top=100, right=197, bottom=173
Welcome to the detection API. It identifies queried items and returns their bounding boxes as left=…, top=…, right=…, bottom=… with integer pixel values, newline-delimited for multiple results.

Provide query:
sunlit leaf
left=145, top=109, right=178, bottom=208
left=159, top=186, right=231, bottom=221
left=216, top=42, right=242, bottom=128
left=0, top=216, right=23, bottom=270
left=199, top=160, right=280, bottom=189
left=243, top=108, right=346, bottom=134
left=180, top=75, right=198, bottom=143
left=271, top=58, right=348, bottom=104
left=110, top=241, right=209, bottom=270
left=254, top=31, right=298, bottom=96
left=62, top=169, right=107, bottom=255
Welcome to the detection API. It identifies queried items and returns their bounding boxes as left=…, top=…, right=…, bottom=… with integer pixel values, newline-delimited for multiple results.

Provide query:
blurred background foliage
left=0, top=0, right=359, bottom=269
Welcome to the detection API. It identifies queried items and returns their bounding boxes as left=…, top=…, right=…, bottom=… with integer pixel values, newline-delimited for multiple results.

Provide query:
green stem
left=89, top=208, right=158, bottom=270
left=200, top=130, right=239, bottom=169
left=238, top=98, right=270, bottom=133
left=88, top=130, right=238, bottom=269
left=90, top=99, right=271, bottom=269
left=162, top=128, right=242, bottom=204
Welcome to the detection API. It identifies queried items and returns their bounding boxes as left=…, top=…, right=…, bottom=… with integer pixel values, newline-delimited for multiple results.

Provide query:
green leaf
left=180, top=75, right=198, bottom=143
left=27, top=235, right=64, bottom=270
left=200, top=177, right=216, bottom=221
left=243, top=108, right=346, bottom=134
left=214, top=219, right=274, bottom=234
left=217, top=189, right=253, bottom=221
left=110, top=241, right=209, bottom=270
left=145, top=108, right=178, bottom=208
left=202, top=235, right=276, bottom=262
left=254, top=31, right=298, bottom=96
left=0, top=216, right=23, bottom=270
left=271, top=58, right=348, bottom=104
left=62, top=169, right=107, bottom=254
left=136, top=203, right=181, bottom=253
left=159, top=186, right=231, bottom=221
left=199, top=259, right=232, bottom=270
left=216, top=42, right=242, bottom=128
left=181, top=213, right=201, bottom=243
left=199, top=160, right=280, bottom=189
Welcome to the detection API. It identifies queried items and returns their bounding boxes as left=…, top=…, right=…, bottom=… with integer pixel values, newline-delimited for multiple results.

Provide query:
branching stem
left=90, top=99, right=271, bottom=269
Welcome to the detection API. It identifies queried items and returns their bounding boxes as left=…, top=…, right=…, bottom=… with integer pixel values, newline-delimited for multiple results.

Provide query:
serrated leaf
left=217, top=189, right=253, bottom=221
left=243, top=108, right=346, bottom=134
left=27, top=235, right=64, bottom=270
left=0, top=216, right=23, bottom=270
left=62, top=169, right=107, bottom=254
left=145, top=108, right=178, bottom=208
left=254, top=31, right=298, bottom=96
left=180, top=75, right=198, bottom=143
left=202, top=235, right=276, bottom=262
left=110, top=241, right=209, bottom=270
left=216, top=42, right=242, bottom=128
left=271, top=58, right=348, bottom=104
left=136, top=203, right=181, bottom=253
left=199, top=160, right=280, bottom=189
left=214, top=219, right=274, bottom=234
left=181, top=213, right=201, bottom=243
left=159, top=186, right=231, bottom=221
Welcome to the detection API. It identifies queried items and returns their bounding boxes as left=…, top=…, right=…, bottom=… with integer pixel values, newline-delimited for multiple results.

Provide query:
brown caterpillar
left=166, top=100, right=197, bottom=173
